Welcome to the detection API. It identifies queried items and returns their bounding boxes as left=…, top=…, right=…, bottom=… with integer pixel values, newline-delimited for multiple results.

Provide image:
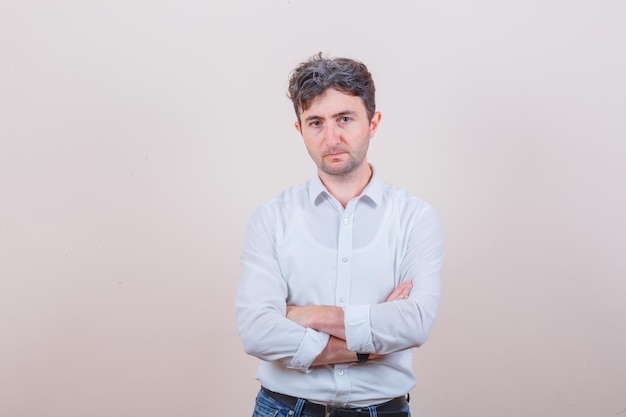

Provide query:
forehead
left=301, top=88, right=367, bottom=118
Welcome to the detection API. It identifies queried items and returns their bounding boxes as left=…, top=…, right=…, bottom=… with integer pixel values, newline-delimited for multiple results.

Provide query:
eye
left=309, top=120, right=321, bottom=128
left=339, top=116, right=351, bottom=124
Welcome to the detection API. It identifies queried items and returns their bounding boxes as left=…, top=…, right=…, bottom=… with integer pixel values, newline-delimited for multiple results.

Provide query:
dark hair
left=287, top=52, right=376, bottom=123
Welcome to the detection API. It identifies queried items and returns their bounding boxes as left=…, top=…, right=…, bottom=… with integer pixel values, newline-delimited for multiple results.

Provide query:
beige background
left=1, top=1, right=625, bottom=416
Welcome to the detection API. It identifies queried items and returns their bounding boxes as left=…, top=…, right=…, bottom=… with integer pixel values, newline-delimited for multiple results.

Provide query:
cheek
left=302, top=135, right=321, bottom=149
left=302, top=139, right=320, bottom=157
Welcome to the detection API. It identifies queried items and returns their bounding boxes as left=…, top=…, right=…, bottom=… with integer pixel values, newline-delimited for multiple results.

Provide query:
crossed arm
left=286, top=280, right=413, bottom=366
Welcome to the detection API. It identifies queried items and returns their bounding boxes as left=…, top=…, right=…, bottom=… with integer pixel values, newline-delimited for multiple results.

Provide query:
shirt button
left=340, top=297, right=346, bottom=303
left=338, top=370, right=344, bottom=376
left=342, top=257, right=348, bottom=262
left=343, top=218, right=349, bottom=225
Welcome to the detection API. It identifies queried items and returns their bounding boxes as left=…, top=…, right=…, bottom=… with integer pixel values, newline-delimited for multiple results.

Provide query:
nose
left=324, top=123, right=340, bottom=146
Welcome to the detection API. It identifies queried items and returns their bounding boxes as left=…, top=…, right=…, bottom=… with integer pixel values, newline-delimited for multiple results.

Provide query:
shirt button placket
left=333, top=364, right=350, bottom=401
left=334, top=205, right=354, bottom=402
left=336, top=209, right=354, bottom=308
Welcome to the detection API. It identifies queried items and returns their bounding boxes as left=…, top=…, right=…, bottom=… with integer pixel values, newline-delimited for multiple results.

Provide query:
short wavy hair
left=287, top=52, right=376, bottom=123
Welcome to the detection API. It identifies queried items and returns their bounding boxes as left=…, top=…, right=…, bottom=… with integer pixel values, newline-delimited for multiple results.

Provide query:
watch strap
left=356, top=353, right=369, bottom=363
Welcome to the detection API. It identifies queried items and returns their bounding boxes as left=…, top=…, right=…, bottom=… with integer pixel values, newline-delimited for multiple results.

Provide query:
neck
left=319, top=164, right=373, bottom=208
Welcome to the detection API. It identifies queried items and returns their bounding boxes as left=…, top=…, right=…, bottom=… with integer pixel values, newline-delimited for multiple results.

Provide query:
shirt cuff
left=343, top=305, right=374, bottom=352
left=287, top=328, right=330, bottom=372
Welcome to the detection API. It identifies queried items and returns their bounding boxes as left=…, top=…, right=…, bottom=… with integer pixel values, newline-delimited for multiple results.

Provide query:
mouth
left=325, top=151, right=346, bottom=158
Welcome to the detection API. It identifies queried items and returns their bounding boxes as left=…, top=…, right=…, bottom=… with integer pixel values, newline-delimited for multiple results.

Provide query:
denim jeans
left=251, top=388, right=411, bottom=417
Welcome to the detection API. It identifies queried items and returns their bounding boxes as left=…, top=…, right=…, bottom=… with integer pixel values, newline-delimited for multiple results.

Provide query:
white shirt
left=236, top=168, right=444, bottom=407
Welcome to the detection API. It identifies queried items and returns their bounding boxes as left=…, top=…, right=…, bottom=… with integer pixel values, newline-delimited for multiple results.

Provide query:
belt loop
left=293, top=398, right=305, bottom=417
left=367, top=405, right=378, bottom=417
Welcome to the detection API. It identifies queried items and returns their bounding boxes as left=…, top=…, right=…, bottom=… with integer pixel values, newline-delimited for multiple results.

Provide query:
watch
left=356, top=353, right=369, bottom=363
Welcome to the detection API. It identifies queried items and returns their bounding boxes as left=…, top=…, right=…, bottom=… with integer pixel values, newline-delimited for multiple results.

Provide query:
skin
left=294, top=88, right=382, bottom=208
left=287, top=281, right=413, bottom=366
left=289, top=88, right=411, bottom=366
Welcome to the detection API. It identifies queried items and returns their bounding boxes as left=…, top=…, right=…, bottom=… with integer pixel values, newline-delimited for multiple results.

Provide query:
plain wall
left=1, top=1, right=625, bottom=416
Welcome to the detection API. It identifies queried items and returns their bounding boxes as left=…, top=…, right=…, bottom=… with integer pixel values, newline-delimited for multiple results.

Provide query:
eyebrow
left=304, top=110, right=358, bottom=123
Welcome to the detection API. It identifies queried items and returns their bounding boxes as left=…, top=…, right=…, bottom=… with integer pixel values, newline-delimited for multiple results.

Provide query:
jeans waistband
left=261, top=387, right=408, bottom=417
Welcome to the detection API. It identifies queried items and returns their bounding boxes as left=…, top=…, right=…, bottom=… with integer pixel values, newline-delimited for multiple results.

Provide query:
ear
left=294, top=121, right=302, bottom=135
left=369, top=112, right=382, bottom=138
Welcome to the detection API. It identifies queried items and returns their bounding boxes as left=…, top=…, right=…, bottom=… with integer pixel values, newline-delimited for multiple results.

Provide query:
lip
left=325, top=151, right=345, bottom=158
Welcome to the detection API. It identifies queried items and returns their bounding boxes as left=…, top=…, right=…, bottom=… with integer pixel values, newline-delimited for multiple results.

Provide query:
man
left=236, top=52, right=444, bottom=417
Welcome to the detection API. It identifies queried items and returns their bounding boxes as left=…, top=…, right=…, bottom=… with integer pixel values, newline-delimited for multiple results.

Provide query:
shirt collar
left=308, top=165, right=384, bottom=206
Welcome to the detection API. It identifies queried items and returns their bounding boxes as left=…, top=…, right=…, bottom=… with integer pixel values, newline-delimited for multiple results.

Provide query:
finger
left=385, top=285, right=404, bottom=302
left=386, top=281, right=411, bottom=302
left=394, top=281, right=413, bottom=300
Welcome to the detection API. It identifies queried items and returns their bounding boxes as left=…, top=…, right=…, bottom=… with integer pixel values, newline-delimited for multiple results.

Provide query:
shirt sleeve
left=343, top=203, right=445, bottom=354
left=343, top=305, right=374, bottom=352
left=235, top=204, right=329, bottom=371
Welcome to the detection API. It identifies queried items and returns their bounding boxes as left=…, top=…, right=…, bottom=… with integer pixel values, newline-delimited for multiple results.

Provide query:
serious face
left=295, top=88, right=381, bottom=178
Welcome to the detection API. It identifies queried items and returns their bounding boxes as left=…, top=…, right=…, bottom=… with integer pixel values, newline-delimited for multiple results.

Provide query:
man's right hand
left=385, top=280, right=413, bottom=302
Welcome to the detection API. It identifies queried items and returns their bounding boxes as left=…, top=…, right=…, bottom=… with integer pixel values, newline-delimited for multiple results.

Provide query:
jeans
left=251, top=388, right=411, bottom=417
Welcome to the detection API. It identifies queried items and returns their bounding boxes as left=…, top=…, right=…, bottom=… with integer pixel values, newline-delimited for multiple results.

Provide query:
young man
left=236, top=53, right=444, bottom=417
